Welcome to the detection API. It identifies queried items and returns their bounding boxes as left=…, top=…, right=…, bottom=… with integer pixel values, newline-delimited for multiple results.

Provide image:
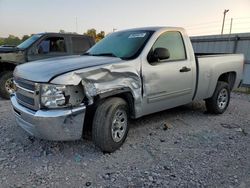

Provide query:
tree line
left=0, top=35, right=30, bottom=46
left=0, top=29, right=106, bottom=46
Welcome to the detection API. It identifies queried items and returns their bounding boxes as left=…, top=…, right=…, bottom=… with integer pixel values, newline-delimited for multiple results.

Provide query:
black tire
left=205, top=81, right=230, bottom=114
left=92, top=97, right=129, bottom=153
left=0, top=71, right=14, bottom=99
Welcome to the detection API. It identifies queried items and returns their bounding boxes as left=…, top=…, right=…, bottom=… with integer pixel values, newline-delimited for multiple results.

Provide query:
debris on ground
left=220, top=123, right=240, bottom=129
left=220, top=123, right=248, bottom=136
left=163, top=122, right=172, bottom=131
left=0, top=93, right=249, bottom=187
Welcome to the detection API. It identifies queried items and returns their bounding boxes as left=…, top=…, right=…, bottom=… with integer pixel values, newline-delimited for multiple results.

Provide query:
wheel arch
left=82, top=87, right=137, bottom=136
left=0, top=62, right=16, bottom=73
left=205, top=71, right=236, bottom=100
left=205, top=81, right=231, bottom=114
left=94, top=88, right=136, bottom=119
left=217, top=71, right=236, bottom=91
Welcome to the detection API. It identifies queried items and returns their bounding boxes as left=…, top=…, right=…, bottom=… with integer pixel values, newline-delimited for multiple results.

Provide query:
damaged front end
left=11, top=58, right=143, bottom=141
left=51, top=61, right=143, bottom=118
left=10, top=81, right=86, bottom=141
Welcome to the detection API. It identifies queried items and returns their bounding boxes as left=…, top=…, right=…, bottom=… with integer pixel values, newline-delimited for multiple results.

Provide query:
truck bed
left=193, top=54, right=244, bottom=101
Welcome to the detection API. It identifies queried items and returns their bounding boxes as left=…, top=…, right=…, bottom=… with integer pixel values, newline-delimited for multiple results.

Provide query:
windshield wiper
left=82, top=52, right=127, bottom=60
left=91, top=53, right=118, bottom=58
left=82, top=52, right=92, bottom=56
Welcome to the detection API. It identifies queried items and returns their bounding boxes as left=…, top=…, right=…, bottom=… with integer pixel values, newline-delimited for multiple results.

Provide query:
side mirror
left=150, top=48, right=170, bottom=62
left=154, top=48, right=170, bottom=61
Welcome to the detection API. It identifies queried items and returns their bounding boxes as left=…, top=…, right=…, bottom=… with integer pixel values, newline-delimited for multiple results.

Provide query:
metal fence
left=191, top=33, right=250, bottom=86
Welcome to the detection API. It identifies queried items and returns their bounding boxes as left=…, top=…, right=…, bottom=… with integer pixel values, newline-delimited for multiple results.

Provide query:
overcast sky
left=0, top=0, right=250, bottom=38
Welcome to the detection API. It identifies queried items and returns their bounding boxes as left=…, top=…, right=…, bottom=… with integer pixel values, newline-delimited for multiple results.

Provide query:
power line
left=185, top=17, right=250, bottom=36
left=183, top=20, right=221, bottom=27
left=186, top=21, right=250, bottom=30
left=233, top=16, right=250, bottom=20
left=185, top=17, right=250, bottom=28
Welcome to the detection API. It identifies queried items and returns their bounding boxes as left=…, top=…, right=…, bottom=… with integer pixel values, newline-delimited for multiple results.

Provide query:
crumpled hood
left=14, top=55, right=125, bottom=82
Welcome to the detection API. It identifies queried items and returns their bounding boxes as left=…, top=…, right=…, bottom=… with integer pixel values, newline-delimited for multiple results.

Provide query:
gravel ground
left=0, top=93, right=250, bottom=188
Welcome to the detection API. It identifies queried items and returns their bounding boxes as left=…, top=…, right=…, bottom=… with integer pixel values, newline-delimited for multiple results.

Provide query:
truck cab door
left=27, top=36, right=68, bottom=62
left=141, top=31, right=195, bottom=115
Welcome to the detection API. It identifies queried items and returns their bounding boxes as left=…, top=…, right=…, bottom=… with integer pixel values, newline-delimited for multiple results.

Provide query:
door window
left=72, top=37, right=90, bottom=54
left=149, top=31, right=186, bottom=62
left=37, top=37, right=66, bottom=54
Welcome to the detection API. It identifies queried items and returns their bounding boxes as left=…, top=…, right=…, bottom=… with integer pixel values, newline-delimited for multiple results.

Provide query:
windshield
left=87, top=30, right=154, bottom=60
left=17, top=34, right=42, bottom=49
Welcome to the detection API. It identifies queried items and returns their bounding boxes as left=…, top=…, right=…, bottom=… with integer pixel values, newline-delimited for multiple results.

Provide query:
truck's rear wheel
left=92, top=97, right=129, bottom=153
left=0, top=71, right=14, bottom=99
left=205, top=81, right=230, bottom=114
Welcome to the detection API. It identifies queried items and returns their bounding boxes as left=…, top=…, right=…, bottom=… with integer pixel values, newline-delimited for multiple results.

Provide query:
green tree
left=96, top=31, right=105, bottom=42
left=0, top=34, right=33, bottom=46
left=84, top=29, right=105, bottom=42
left=59, top=29, right=66, bottom=33
left=3, top=35, right=22, bottom=46
left=0, top=38, right=4, bottom=46
left=84, top=29, right=97, bottom=40
left=22, top=35, right=30, bottom=41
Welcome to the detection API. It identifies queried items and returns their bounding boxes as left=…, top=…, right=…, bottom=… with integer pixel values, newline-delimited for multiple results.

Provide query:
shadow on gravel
left=4, top=100, right=211, bottom=159
left=129, top=101, right=207, bottom=129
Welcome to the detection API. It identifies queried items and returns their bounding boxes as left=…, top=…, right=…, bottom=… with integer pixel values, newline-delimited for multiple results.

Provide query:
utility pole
left=221, top=9, right=229, bottom=35
left=76, top=17, right=78, bottom=33
left=229, top=18, right=233, bottom=34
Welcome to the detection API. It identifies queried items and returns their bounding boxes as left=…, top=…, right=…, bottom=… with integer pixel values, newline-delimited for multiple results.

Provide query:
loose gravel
left=0, top=93, right=250, bottom=188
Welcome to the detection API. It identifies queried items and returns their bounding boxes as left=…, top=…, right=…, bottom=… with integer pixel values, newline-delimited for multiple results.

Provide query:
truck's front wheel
left=92, top=97, right=129, bottom=153
left=0, top=71, right=14, bottom=99
left=205, top=81, right=230, bottom=114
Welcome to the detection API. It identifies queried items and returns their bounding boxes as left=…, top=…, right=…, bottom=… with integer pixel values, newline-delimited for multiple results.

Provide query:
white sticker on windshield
left=128, top=33, right=146, bottom=38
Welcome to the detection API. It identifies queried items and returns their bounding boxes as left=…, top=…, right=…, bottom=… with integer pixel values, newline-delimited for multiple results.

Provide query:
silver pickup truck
left=11, top=27, right=244, bottom=152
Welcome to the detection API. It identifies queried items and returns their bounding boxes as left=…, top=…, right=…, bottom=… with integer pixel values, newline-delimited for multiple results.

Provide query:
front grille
left=14, top=77, right=39, bottom=110
left=15, top=79, right=35, bottom=91
left=16, top=93, right=35, bottom=106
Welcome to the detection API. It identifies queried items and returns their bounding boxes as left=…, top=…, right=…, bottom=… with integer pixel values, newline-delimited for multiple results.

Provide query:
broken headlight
left=40, top=84, right=85, bottom=108
left=40, top=84, right=66, bottom=108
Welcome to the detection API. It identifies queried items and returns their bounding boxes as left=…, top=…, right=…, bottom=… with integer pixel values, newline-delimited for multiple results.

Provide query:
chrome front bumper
left=10, top=94, right=86, bottom=141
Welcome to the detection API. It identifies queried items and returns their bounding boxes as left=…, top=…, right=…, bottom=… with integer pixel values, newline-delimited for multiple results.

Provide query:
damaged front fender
left=50, top=60, right=143, bottom=118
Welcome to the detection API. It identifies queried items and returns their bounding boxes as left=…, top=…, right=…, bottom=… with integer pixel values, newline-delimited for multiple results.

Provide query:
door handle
left=179, top=66, right=191, bottom=72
